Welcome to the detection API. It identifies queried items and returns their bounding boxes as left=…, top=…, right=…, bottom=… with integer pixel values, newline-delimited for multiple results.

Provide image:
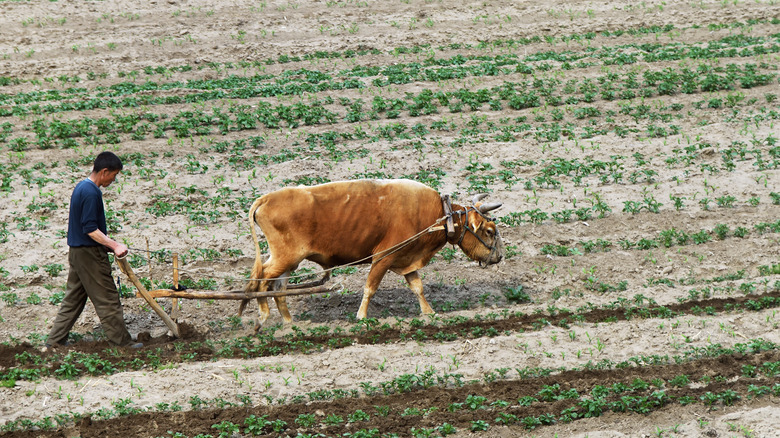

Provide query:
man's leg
left=74, top=247, right=133, bottom=346
left=47, top=249, right=89, bottom=346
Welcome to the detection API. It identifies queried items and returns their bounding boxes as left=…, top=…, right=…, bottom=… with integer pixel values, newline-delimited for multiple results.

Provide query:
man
left=46, top=151, right=142, bottom=349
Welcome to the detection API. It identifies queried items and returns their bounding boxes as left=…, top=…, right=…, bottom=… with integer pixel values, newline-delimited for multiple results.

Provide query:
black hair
left=92, top=151, right=123, bottom=173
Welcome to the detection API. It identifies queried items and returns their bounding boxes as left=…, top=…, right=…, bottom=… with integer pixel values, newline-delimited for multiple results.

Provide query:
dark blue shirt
left=67, top=179, right=107, bottom=247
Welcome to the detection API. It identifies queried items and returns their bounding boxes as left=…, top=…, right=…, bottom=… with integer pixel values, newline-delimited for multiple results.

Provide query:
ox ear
left=478, top=202, right=502, bottom=214
left=469, top=214, right=483, bottom=231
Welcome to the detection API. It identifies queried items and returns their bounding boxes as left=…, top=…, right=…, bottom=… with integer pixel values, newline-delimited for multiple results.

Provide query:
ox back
left=254, top=179, right=447, bottom=274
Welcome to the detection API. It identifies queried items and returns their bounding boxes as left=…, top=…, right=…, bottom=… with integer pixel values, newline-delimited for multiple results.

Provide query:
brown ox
left=239, top=179, right=504, bottom=329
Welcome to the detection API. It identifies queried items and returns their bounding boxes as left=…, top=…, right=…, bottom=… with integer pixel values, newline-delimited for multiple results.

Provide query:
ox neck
left=443, top=204, right=469, bottom=246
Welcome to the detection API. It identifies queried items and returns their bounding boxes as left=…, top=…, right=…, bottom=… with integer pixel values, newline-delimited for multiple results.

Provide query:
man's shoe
left=41, top=341, right=70, bottom=353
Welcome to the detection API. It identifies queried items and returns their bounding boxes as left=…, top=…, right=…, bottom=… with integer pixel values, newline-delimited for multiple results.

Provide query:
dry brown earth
left=1, top=0, right=779, bottom=437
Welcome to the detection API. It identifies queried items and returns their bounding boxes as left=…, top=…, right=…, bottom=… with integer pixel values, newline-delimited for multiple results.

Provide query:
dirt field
left=1, top=0, right=779, bottom=436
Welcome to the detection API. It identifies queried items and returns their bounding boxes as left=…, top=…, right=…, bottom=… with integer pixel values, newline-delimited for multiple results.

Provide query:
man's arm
left=87, top=229, right=128, bottom=257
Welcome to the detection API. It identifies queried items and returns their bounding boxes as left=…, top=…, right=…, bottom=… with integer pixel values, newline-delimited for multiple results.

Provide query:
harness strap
left=441, top=194, right=456, bottom=238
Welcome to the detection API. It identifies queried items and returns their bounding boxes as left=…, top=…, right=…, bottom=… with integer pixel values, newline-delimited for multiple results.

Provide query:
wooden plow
left=115, top=254, right=337, bottom=338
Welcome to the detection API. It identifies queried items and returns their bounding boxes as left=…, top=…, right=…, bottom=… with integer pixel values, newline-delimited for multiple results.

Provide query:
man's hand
left=87, top=229, right=128, bottom=256
left=114, top=243, right=129, bottom=258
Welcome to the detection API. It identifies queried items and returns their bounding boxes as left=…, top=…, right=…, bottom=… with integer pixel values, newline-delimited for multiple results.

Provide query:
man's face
left=96, top=169, right=121, bottom=188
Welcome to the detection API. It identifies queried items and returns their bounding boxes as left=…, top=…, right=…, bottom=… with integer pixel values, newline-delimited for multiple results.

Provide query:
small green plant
left=504, top=285, right=531, bottom=303
left=295, top=413, right=317, bottom=427
left=713, top=224, right=729, bottom=240
left=470, top=420, right=490, bottom=432
left=347, top=410, right=370, bottom=423
left=2, top=292, right=19, bottom=306
left=211, top=420, right=240, bottom=438
left=439, top=247, right=456, bottom=262
left=20, top=264, right=39, bottom=274
left=26, top=292, right=42, bottom=305
left=43, top=263, right=64, bottom=277
left=48, top=291, right=65, bottom=305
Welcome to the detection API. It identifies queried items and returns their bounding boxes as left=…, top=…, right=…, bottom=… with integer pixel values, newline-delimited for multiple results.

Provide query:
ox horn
left=471, top=193, right=489, bottom=205
left=478, top=202, right=502, bottom=214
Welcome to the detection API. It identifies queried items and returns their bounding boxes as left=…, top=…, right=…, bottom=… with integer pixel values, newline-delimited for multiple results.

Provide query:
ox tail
left=246, top=197, right=265, bottom=292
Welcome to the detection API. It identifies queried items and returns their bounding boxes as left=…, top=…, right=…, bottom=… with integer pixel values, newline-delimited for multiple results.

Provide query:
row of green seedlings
left=0, top=367, right=455, bottom=433
left=500, top=188, right=778, bottom=227
left=0, top=152, right=119, bottom=191
left=11, top=122, right=763, bottom=210
left=178, top=380, right=780, bottom=438
left=555, top=265, right=775, bottom=306
left=4, top=43, right=777, bottom=120
left=287, top=112, right=778, bottom=181
left=0, top=82, right=766, bottom=153
left=502, top=138, right=780, bottom=188
left=0, top=22, right=727, bottom=87
left=1, top=247, right=242, bottom=286
left=4, top=48, right=774, bottom=120
left=149, top=134, right=775, bottom=206
left=3, top=101, right=778, bottom=194
left=539, top=218, right=780, bottom=257
left=3, top=22, right=778, bottom=114
left=0, top=274, right=66, bottom=308
left=5, top=278, right=779, bottom=387
left=4, top=19, right=770, bottom=87
left=656, top=265, right=780, bottom=304
left=0, top=20, right=743, bottom=92
left=0, top=23, right=673, bottom=88
left=6, top=340, right=780, bottom=436
left=410, top=289, right=780, bottom=342
left=7, top=101, right=773, bottom=191
left=4, top=333, right=780, bottom=431
left=4, top=73, right=772, bottom=157
left=4, top=61, right=777, bottom=152
left=202, top=126, right=778, bottom=196
left=663, top=138, right=780, bottom=173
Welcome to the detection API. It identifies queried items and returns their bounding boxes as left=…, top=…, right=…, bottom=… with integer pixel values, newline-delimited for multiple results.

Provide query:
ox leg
left=255, top=295, right=271, bottom=328
left=405, top=271, right=434, bottom=316
left=237, top=298, right=249, bottom=317
left=239, top=255, right=266, bottom=318
left=238, top=280, right=264, bottom=318
left=252, top=278, right=276, bottom=333
left=252, top=269, right=289, bottom=333
left=356, top=266, right=389, bottom=320
left=274, top=271, right=293, bottom=324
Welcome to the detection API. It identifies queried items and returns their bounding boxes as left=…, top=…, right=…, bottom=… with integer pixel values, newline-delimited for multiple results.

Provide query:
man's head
left=91, top=151, right=123, bottom=188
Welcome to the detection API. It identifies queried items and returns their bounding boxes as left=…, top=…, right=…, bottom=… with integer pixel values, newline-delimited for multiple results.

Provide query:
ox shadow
left=295, top=280, right=527, bottom=323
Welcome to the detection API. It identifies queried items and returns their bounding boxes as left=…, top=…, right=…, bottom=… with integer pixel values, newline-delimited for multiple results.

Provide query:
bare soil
left=1, top=0, right=779, bottom=437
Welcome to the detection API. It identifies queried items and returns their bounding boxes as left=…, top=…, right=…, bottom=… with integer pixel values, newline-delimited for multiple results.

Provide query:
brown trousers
left=47, top=246, right=133, bottom=346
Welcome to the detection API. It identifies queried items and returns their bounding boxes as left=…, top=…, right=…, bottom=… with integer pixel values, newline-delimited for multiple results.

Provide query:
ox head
left=457, top=194, right=505, bottom=267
